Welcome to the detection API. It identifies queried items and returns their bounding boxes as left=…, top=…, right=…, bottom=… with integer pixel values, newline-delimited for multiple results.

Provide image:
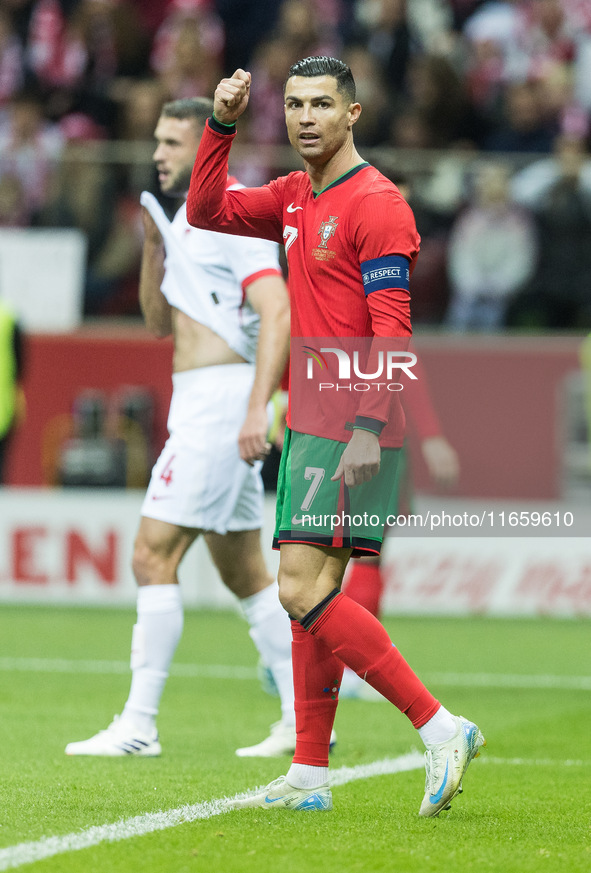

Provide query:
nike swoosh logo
left=429, top=760, right=449, bottom=804
left=287, top=203, right=303, bottom=213
left=291, top=514, right=304, bottom=525
left=151, top=495, right=173, bottom=501
left=265, top=795, right=287, bottom=804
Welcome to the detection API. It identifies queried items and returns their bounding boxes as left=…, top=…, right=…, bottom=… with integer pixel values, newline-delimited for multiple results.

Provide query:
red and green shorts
left=273, top=428, right=402, bottom=557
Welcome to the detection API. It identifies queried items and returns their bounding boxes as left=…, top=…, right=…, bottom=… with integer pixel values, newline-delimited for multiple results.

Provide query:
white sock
left=122, top=584, right=184, bottom=733
left=239, top=581, right=295, bottom=726
left=286, top=763, right=329, bottom=789
left=417, top=705, right=457, bottom=746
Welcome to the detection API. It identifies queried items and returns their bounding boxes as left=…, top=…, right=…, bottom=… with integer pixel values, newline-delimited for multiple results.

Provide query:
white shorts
left=142, top=364, right=264, bottom=533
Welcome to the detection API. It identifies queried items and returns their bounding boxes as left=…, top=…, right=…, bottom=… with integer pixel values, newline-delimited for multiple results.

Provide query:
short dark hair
left=160, top=97, right=213, bottom=126
left=285, top=56, right=356, bottom=103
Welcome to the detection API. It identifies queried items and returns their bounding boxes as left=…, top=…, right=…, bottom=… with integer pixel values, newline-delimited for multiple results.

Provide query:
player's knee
left=276, top=570, right=309, bottom=620
left=221, top=564, right=268, bottom=598
left=132, top=538, right=163, bottom=585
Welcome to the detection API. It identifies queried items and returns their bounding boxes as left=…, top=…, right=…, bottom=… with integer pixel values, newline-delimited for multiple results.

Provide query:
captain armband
left=360, top=255, right=410, bottom=296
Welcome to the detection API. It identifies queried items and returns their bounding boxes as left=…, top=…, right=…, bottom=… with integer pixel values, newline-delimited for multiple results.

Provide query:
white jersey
left=141, top=186, right=282, bottom=362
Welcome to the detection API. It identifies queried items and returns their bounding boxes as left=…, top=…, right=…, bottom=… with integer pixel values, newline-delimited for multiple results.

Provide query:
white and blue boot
left=226, top=776, right=332, bottom=811
left=419, top=715, right=485, bottom=817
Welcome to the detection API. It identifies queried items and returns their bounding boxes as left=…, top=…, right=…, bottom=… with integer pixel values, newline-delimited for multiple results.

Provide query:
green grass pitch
left=0, top=605, right=589, bottom=873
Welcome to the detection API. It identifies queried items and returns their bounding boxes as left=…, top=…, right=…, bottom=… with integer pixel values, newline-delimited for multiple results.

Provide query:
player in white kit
left=65, top=97, right=298, bottom=758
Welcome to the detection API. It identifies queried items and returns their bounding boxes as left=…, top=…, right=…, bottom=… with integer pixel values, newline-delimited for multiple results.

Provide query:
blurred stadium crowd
left=1, top=0, right=591, bottom=329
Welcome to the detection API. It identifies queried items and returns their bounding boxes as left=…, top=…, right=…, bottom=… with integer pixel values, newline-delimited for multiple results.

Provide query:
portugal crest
left=317, top=215, right=339, bottom=249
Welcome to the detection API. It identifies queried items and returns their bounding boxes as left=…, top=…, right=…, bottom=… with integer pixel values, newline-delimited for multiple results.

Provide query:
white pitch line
left=480, top=756, right=590, bottom=768
left=423, top=671, right=591, bottom=691
left=0, top=658, right=589, bottom=690
left=1, top=754, right=589, bottom=871
left=0, top=752, right=424, bottom=872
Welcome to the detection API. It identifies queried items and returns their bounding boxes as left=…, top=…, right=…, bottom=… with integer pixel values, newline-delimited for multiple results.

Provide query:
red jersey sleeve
left=367, top=288, right=411, bottom=337
left=187, top=119, right=284, bottom=244
left=352, top=189, right=420, bottom=268
left=352, top=189, right=419, bottom=338
left=351, top=189, right=419, bottom=429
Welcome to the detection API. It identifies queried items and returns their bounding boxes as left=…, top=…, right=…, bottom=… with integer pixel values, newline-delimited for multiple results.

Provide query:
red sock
left=291, top=619, right=344, bottom=767
left=342, top=560, right=384, bottom=617
left=309, top=593, right=440, bottom=728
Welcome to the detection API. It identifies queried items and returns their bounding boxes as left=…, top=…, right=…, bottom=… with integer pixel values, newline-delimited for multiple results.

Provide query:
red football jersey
left=188, top=122, right=419, bottom=339
left=187, top=120, right=421, bottom=446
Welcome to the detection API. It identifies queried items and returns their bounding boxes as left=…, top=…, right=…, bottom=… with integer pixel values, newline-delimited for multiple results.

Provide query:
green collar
left=312, top=162, right=370, bottom=198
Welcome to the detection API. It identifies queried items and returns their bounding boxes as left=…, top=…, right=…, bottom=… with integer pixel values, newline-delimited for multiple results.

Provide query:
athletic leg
left=279, top=544, right=484, bottom=815
left=65, top=516, right=197, bottom=756
left=339, top=555, right=384, bottom=697
left=278, top=544, right=348, bottom=785
left=121, top=516, right=197, bottom=729
left=341, top=556, right=383, bottom=616
left=280, top=542, right=441, bottom=728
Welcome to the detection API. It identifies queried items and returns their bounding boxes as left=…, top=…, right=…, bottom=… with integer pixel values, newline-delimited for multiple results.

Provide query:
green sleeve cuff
left=353, top=415, right=385, bottom=437
left=210, top=113, right=237, bottom=134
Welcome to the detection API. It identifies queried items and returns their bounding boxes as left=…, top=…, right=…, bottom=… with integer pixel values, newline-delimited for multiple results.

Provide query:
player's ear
left=348, top=102, right=362, bottom=129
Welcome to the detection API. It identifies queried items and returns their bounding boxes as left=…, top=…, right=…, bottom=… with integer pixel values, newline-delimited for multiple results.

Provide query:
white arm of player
left=139, top=206, right=171, bottom=337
